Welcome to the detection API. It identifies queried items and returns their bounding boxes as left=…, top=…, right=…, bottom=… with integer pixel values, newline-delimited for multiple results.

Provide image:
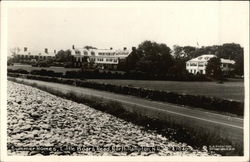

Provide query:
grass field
left=88, top=79, right=244, bottom=102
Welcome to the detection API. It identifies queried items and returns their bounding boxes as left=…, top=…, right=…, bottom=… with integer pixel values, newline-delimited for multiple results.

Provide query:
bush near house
left=7, top=69, right=29, bottom=74
left=30, top=69, right=63, bottom=77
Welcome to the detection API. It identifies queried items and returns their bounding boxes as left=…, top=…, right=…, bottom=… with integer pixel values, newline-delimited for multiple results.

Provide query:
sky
left=6, top=1, right=249, bottom=54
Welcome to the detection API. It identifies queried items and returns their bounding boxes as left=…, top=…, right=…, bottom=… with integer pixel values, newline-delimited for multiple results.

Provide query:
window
left=106, top=58, right=113, bottom=62
left=97, top=58, right=104, bottom=61
left=84, top=51, right=88, bottom=55
left=186, top=63, right=189, bottom=66
left=198, top=57, right=203, bottom=60
left=198, top=63, right=204, bottom=67
left=194, top=70, right=196, bottom=73
left=190, top=62, right=197, bottom=66
left=91, top=51, right=95, bottom=56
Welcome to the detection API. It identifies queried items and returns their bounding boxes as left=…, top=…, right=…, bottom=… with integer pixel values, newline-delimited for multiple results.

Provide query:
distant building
left=186, top=54, right=235, bottom=75
left=13, top=47, right=56, bottom=61
left=71, top=45, right=132, bottom=69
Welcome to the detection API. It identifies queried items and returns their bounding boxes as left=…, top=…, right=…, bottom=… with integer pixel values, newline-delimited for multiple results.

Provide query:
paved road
left=12, top=78, right=244, bottom=144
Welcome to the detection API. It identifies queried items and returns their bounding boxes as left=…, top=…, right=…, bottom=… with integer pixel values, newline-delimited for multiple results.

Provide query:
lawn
left=88, top=79, right=244, bottom=102
left=8, top=65, right=244, bottom=102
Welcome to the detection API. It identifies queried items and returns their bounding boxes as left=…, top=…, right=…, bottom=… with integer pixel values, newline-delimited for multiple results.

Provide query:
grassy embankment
left=8, top=77, right=243, bottom=156
left=7, top=73, right=244, bottom=117
left=88, top=79, right=244, bottom=102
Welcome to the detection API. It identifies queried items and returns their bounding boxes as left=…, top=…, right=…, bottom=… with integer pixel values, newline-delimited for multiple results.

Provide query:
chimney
left=110, top=47, right=113, bottom=50
left=45, top=48, right=48, bottom=54
left=123, top=47, right=127, bottom=51
left=24, top=47, right=28, bottom=52
left=72, top=45, right=75, bottom=50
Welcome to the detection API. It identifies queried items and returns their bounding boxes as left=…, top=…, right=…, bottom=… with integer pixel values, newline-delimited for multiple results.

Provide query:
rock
left=19, top=125, right=32, bottom=131
left=29, top=112, right=41, bottom=120
left=41, top=124, right=51, bottom=131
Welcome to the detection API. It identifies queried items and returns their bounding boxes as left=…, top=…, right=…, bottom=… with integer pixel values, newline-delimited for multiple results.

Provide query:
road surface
left=11, top=78, right=244, bottom=145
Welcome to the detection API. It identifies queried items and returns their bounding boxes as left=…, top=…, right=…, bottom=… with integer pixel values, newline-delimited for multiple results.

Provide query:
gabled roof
left=188, top=54, right=216, bottom=62
left=221, top=58, right=235, bottom=64
left=71, top=47, right=131, bottom=57
left=187, top=54, right=235, bottom=64
left=16, top=49, right=56, bottom=57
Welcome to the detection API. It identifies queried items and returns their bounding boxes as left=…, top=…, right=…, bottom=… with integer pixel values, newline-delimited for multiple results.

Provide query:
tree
left=135, top=40, right=174, bottom=75
left=55, top=50, right=74, bottom=62
left=182, top=46, right=196, bottom=59
left=172, top=45, right=184, bottom=59
left=10, top=47, right=21, bottom=56
left=118, top=47, right=141, bottom=71
left=168, top=59, right=187, bottom=76
left=206, top=57, right=223, bottom=80
left=217, top=43, right=243, bottom=60
left=84, top=46, right=97, bottom=50
left=216, top=43, right=244, bottom=76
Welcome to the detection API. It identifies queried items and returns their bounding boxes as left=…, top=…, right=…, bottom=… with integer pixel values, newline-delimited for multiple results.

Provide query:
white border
left=1, top=1, right=249, bottom=162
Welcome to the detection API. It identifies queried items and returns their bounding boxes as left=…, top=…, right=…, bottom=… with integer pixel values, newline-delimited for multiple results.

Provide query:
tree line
left=118, top=41, right=244, bottom=80
left=8, top=41, right=244, bottom=80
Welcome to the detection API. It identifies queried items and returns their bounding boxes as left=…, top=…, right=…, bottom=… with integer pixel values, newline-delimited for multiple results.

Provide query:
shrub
left=7, top=69, right=29, bottom=74
left=30, top=69, right=63, bottom=78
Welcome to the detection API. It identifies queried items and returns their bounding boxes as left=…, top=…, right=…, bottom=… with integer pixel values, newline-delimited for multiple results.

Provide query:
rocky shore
left=7, top=81, right=219, bottom=156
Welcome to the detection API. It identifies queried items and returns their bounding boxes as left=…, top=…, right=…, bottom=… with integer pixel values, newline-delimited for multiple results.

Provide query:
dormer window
left=76, top=50, right=80, bottom=54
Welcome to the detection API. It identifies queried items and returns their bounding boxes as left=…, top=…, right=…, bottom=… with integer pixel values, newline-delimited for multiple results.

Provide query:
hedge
left=7, top=73, right=244, bottom=116
left=7, top=69, right=29, bottom=74
left=30, top=69, right=63, bottom=78
left=8, top=68, right=212, bottom=81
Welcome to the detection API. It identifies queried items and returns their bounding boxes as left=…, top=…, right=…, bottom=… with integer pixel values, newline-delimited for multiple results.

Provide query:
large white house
left=186, top=54, right=235, bottom=75
left=71, top=45, right=132, bottom=69
left=13, top=47, right=56, bottom=61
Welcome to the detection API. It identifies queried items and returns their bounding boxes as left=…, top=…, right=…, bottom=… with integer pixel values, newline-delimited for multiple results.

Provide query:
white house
left=186, top=54, right=235, bottom=75
left=14, top=47, right=56, bottom=61
left=71, top=45, right=132, bottom=69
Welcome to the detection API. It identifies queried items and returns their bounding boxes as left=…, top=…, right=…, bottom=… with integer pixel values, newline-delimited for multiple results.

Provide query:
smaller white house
left=186, top=54, right=235, bottom=75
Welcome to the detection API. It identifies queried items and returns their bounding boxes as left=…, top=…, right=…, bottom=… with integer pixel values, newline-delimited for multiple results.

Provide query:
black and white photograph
left=0, top=1, right=249, bottom=162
